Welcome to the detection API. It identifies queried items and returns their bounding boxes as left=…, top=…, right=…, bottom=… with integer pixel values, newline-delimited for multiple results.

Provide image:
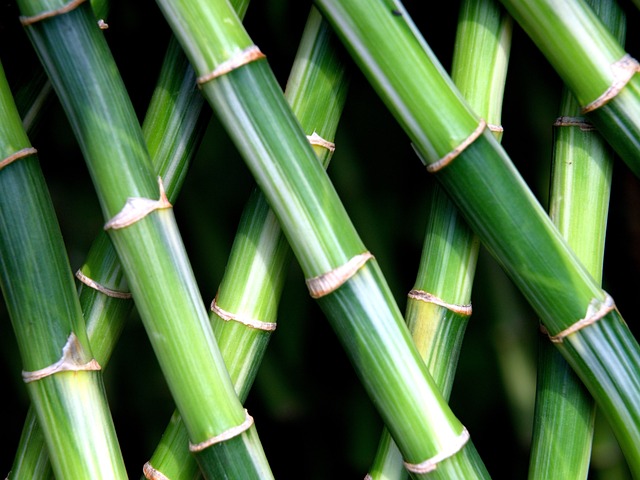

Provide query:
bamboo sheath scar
left=305, top=252, right=374, bottom=298
left=18, top=0, right=85, bottom=24
left=581, top=54, right=640, bottom=113
left=22, top=333, right=101, bottom=382
left=404, top=427, right=470, bottom=474
left=307, top=131, right=336, bottom=152
left=196, top=46, right=265, bottom=86
left=0, top=147, right=37, bottom=170
left=426, top=119, right=487, bottom=173
left=188, top=409, right=254, bottom=452
left=408, top=289, right=473, bottom=316
left=543, top=293, right=617, bottom=344
left=75, top=270, right=133, bottom=299
left=211, top=296, right=277, bottom=331
left=554, top=116, right=596, bottom=131
left=142, top=462, right=170, bottom=480
left=103, top=177, right=172, bottom=230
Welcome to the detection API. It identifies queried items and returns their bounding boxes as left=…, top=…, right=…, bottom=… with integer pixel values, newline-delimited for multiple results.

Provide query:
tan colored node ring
left=581, top=54, right=640, bottom=114
left=210, top=296, right=277, bottom=331
left=546, top=292, right=616, bottom=344
left=403, top=427, right=471, bottom=474
left=0, top=147, right=38, bottom=171
left=408, top=289, right=472, bottom=316
left=196, top=46, right=265, bottom=86
left=142, top=463, right=170, bottom=480
left=189, top=409, right=254, bottom=452
left=305, top=252, right=374, bottom=299
left=426, top=119, right=487, bottom=173
left=22, top=332, right=101, bottom=383
left=19, top=0, right=86, bottom=25
left=75, top=270, right=132, bottom=299
left=307, top=131, right=336, bottom=152
left=104, top=176, right=172, bottom=230
left=554, top=116, right=596, bottom=132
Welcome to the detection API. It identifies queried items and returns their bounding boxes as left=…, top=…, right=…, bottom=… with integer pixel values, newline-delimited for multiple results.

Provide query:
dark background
left=1, top=0, right=639, bottom=478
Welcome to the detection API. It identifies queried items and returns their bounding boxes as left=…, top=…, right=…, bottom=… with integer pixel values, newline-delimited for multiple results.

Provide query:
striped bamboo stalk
left=314, top=0, right=640, bottom=475
left=528, top=1, right=624, bottom=477
left=15, top=0, right=271, bottom=476
left=0, top=58, right=127, bottom=479
left=156, top=0, right=491, bottom=476
left=367, top=1, right=511, bottom=478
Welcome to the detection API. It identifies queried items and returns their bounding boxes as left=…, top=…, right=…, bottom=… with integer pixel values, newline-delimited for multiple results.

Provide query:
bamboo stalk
left=314, top=0, right=640, bottom=475
left=0, top=59, right=127, bottom=479
left=528, top=1, right=624, bottom=477
left=8, top=34, right=209, bottom=479
left=15, top=0, right=272, bottom=476
left=497, top=0, right=640, bottom=178
left=368, top=1, right=511, bottom=478
left=156, top=0, right=491, bottom=476
left=143, top=7, right=349, bottom=478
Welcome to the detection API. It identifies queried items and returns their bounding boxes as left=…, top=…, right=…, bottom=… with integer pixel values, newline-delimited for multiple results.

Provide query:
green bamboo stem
left=143, top=7, right=349, bottom=478
left=16, top=0, right=271, bottom=477
left=0, top=60, right=127, bottom=479
left=368, top=1, right=511, bottom=478
left=8, top=34, right=209, bottom=479
left=156, top=0, right=490, bottom=477
left=497, top=0, right=640, bottom=178
left=314, top=0, right=640, bottom=475
left=528, top=2, right=623, bottom=477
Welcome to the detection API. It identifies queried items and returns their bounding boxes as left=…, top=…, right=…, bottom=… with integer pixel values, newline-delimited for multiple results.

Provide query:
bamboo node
left=487, top=123, right=503, bottom=134
left=404, top=427, right=470, bottom=474
left=211, top=295, right=277, bottom=331
left=75, top=270, right=132, bottom=299
left=142, top=462, right=170, bottom=480
left=0, top=147, right=38, bottom=171
left=547, top=292, right=616, bottom=343
left=97, top=19, right=108, bottom=29
left=104, top=176, right=172, bottom=230
left=22, top=332, right=101, bottom=383
left=553, top=116, right=596, bottom=132
left=307, top=131, right=335, bottom=152
left=426, top=119, right=487, bottom=173
left=408, top=290, right=472, bottom=316
left=189, top=409, right=254, bottom=452
left=19, top=0, right=87, bottom=25
left=196, top=46, right=265, bottom=86
left=305, top=252, right=374, bottom=299
left=581, top=54, right=640, bottom=114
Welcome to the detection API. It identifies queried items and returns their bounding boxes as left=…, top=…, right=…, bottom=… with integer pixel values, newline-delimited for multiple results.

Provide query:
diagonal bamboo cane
left=15, top=0, right=272, bottom=476
left=528, top=1, right=624, bottom=477
left=0, top=59, right=128, bottom=479
left=313, top=0, right=640, bottom=475
left=155, top=0, right=492, bottom=477
left=497, top=0, right=640, bottom=179
left=142, top=8, right=349, bottom=478
left=368, top=1, right=512, bottom=478
left=8, top=33, right=210, bottom=479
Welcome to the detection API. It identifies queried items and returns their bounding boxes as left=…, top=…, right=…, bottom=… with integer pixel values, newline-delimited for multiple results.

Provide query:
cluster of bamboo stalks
left=1, top=0, right=639, bottom=478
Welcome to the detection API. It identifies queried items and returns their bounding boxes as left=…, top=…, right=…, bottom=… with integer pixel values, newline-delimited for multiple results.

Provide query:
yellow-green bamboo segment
left=156, top=0, right=491, bottom=476
left=15, top=0, right=272, bottom=476
left=315, top=0, right=640, bottom=475
left=0, top=59, right=127, bottom=479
